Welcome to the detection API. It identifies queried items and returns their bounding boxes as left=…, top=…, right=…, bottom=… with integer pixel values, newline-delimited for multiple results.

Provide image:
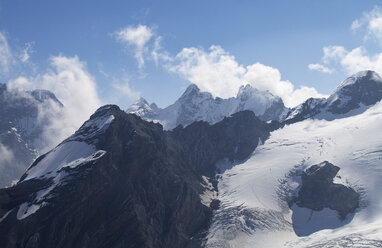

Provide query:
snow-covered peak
left=127, top=97, right=150, bottom=111
left=326, top=70, right=382, bottom=114
left=284, top=71, right=382, bottom=123
left=237, top=84, right=263, bottom=96
left=180, top=83, right=201, bottom=97
left=126, top=84, right=287, bottom=129
left=338, top=70, right=382, bottom=88
left=126, top=97, right=160, bottom=118
left=237, top=84, right=281, bottom=106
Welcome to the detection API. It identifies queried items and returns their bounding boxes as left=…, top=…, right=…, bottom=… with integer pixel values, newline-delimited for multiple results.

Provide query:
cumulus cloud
left=308, top=63, right=333, bottom=74
left=8, top=55, right=102, bottom=151
left=115, top=24, right=154, bottom=68
left=0, top=32, right=13, bottom=76
left=352, top=6, right=382, bottom=42
left=310, top=7, right=382, bottom=76
left=320, top=45, right=382, bottom=76
left=168, top=45, right=325, bottom=107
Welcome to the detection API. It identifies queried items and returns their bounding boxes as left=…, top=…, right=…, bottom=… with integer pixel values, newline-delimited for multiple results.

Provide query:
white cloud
left=151, top=36, right=172, bottom=66
left=20, top=42, right=34, bottom=63
left=168, top=45, right=325, bottom=107
left=308, top=63, right=333, bottom=74
left=8, top=76, right=35, bottom=90
left=352, top=6, right=382, bottom=43
left=322, top=46, right=347, bottom=64
left=39, top=56, right=102, bottom=149
left=319, top=45, right=382, bottom=76
left=311, top=7, right=382, bottom=77
left=8, top=55, right=102, bottom=152
left=0, top=32, right=13, bottom=76
left=115, top=24, right=154, bottom=68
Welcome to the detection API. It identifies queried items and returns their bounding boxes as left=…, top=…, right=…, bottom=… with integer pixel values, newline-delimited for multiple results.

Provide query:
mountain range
left=127, top=84, right=287, bottom=129
left=1, top=70, right=382, bottom=247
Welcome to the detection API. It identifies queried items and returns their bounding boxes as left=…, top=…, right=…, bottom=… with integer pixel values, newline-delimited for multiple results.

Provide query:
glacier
left=206, top=99, right=382, bottom=247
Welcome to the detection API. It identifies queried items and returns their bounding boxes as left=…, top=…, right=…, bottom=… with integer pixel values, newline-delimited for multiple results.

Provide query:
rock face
left=0, top=84, right=63, bottom=187
left=294, top=161, right=360, bottom=218
left=127, top=84, right=287, bottom=130
left=284, top=70, right=382, bottom=124
left=0, top=105, right=270, bottom=248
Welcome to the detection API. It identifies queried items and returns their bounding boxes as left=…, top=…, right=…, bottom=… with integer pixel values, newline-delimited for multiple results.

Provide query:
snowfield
left=206, top=100, right=382, bottom=247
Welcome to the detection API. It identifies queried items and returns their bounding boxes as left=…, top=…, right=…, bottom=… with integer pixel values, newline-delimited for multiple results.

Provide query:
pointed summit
left=126, top=97, right=160, bottom=118
left=182, top=83, right=200, bottom=95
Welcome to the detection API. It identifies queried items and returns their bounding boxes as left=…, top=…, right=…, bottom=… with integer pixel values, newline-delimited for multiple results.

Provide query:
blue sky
left=1, top=0, right=382, bottom=110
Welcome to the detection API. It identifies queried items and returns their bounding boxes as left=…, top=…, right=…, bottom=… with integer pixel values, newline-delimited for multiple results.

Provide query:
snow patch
left=200, top=176, right=218, bottom=207
left=24, top=141, right=96, bottom=180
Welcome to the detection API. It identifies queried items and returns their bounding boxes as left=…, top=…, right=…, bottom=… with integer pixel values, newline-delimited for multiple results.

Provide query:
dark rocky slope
left=0, top=105, right=269, bottom=248
left=294, top=161, right=360, bottom=219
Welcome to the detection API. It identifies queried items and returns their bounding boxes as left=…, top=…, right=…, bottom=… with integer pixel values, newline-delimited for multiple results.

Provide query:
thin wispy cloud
left=20, top=42, right=34, bottom=63
left=115, top=24, right=154, bottom=68
left=0, top=32, right=13, bottom=76
left=308, top=63, right=333, bottom=74
left=352, top=6, right=382, bottom=43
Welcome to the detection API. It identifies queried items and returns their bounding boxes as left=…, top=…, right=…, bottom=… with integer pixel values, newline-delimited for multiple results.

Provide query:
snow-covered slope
left=206, top=99, right=382, bottom=247
left=127, top=84, right=287, bottom=130
left=284, top=70, right=382, bottom=123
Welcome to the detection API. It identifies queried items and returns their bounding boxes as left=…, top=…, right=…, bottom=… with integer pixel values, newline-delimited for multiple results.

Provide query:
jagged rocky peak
left=181, top=83, right=201, bottom=96
left=0, top=104, right=269, bottom=248
left=178, top=83, right=214, bottom=103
